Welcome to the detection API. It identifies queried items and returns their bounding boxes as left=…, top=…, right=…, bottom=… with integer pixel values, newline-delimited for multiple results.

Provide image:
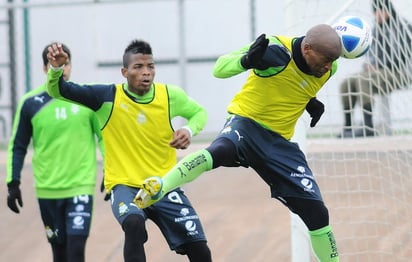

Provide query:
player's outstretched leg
left=133, top=177, right=163, bottom=209
left=135, top=149, right=214, bottom=209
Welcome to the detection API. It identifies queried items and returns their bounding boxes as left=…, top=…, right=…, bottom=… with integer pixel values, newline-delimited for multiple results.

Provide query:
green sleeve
left=46, top=68, right=65, bottom=99
left=46, top=68, right=80, bottom=104
left=92, top=113, right=104, bottom=160
left=212, top=44, right=251, bottom=78
left=331, top=60, right=338, bottom=76
left=167, top=84, right=207, bottom=136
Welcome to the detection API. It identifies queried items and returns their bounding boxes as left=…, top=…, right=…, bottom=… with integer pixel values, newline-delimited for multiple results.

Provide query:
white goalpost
left=288, top=0, right=412, bottom=261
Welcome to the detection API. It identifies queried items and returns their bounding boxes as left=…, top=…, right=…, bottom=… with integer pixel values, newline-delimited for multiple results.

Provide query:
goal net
left=287, top=0, right=412, bottom=261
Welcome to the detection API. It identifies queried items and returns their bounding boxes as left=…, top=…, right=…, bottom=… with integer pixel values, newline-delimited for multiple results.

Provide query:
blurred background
left=0, top=0, right=411, bottom=146
left=1, top=1, right=412, bottom=261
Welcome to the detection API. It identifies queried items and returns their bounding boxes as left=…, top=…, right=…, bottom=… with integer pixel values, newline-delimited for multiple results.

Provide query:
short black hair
left=123, top=39, right=152, bottom=67
left=42, top=42, right=71, bottom=67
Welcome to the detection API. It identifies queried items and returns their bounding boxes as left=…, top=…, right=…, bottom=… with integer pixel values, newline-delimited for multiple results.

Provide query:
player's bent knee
left=303, top=200, right=329, bottom=230
left=285, top=197, right=329, bottom=230
left=122, top=214, right=147, bottom=242
left=176, top=241, right=212, bottom=262
left=206, top=137, right=237, bottom=168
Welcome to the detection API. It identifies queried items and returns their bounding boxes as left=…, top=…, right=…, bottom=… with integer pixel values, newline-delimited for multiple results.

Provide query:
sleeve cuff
left=49, top=64, right=65, bottom=71
left=181, top=126, right=193, bottom=137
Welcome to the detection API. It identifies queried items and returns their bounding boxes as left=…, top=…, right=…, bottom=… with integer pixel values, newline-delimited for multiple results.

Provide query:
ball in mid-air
left=332, top=16, right=372, bottom=59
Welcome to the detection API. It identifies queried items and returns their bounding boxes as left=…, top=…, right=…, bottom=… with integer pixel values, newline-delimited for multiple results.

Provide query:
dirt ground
left=1, top=138, right=411, bottom=262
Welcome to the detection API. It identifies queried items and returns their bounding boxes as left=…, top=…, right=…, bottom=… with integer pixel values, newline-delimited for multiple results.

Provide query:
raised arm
left=46, top=42, right=115, bottom=113
left=213, top=35, right=291, bottom=79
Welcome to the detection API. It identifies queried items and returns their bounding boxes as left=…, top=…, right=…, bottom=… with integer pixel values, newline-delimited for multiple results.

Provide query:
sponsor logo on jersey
left=120, top=103, right=129, bottom=111
left=328, top=231, right=339, bottom=258
left=301, top=178, right=315, bottom=193
left=34, top=95, right=45, bottom=103
left=234, top=130, right=243, bottom=141
left=182, top=154, right=207, bottom=171
left=185, top=220, right=198, bottom=235
left=290, top=165, right=314, bottom=179
left=72, top=216, right=85, bottom=230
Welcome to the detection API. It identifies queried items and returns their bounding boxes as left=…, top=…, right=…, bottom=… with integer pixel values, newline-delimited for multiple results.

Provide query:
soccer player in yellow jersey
left=46, top=40, right=212, bottom=262
left=137, top=24, right=341, bottom=262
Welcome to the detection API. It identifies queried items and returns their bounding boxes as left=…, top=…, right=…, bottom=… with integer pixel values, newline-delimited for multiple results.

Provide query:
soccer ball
left=332, top=16, right=372, bottom=59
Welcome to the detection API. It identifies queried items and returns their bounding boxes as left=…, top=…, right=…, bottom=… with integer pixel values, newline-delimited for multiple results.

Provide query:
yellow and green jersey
left=102, top=83, right=176, bottom=190
left=46, top=71, right=207, bottom=191
left=213, top=35, right=338, bottom=140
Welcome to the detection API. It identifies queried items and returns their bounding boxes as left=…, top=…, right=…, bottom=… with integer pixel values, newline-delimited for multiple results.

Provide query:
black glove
left=7, top=181, right=23, bottom=213
left=240, top=34, right=269, bottom=70
left=306, top=98, right=324, bottom=128
left=100, top=177, right=111, bottom=201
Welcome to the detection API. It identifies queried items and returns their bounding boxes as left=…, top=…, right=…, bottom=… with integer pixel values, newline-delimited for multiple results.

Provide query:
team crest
left=118, top=202, right=129, bottom=216
left=137, top=111, right=146, bottom=124
left=221, top=126, right=232, bottom=134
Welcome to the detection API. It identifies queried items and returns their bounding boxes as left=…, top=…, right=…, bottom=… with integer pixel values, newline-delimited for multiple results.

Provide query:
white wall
left=1, top=0, right=411, bottom=143
left=0, top=0, right=285, bottom=141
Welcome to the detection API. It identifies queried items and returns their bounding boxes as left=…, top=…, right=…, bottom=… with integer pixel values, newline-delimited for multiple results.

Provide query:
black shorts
left=110, top=185, right=207, bottom=251
left=38, top=195, right=93, bottom=244
left=216, top=114, right=323, bottom=201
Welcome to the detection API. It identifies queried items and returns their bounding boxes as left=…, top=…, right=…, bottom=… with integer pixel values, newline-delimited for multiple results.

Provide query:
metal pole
left=8, top=0, right=17, bottom=119
left=250, top=0, right=256, bottom=39
left=178, top=0, right=186, bottom=90
left=23, top=0, right=31, bottom=92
